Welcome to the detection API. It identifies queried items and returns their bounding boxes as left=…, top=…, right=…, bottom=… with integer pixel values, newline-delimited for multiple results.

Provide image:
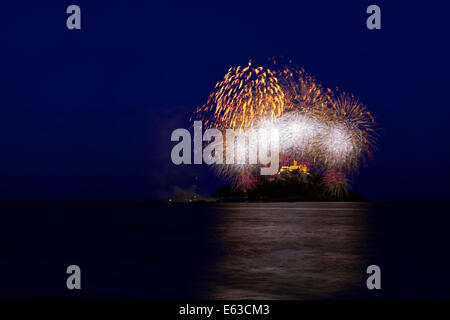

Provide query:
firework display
left=193, top=60, right=377, bottom=197
left=193, top=61, right=285, bottom=130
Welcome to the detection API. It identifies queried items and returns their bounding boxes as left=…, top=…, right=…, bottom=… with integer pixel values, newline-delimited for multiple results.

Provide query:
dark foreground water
left=0, top=202, right=449, bottom=299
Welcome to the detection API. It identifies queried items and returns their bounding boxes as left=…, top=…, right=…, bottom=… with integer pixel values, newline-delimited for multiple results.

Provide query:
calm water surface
left=0, top=202, right=449, bottom=299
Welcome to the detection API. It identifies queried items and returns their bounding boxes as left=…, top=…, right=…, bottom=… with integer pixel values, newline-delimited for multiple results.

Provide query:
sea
left=0, top=202, right=449, bottom=299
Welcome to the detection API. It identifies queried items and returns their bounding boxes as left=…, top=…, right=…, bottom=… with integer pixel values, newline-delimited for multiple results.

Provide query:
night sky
left=1, top=0, right=449, bottom=201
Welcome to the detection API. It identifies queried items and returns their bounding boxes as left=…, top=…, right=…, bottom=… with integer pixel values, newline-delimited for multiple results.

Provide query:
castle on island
left=278, top=160, right=310, bottom=175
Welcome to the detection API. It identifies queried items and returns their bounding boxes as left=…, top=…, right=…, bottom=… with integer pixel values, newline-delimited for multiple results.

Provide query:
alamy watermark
left=170, top=121, right=280, bottom=175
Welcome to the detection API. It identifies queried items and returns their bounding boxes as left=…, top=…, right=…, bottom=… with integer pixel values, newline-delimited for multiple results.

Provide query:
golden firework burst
left=193, top=61, right=285, bottom=130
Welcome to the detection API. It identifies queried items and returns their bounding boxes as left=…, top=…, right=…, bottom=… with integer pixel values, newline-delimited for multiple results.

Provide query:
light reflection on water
left=207, top=202, right=371, bottom=299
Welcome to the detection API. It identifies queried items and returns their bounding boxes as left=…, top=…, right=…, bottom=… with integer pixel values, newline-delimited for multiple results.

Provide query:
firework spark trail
left=193, top=61, right=285, bottom=130
left=193, top=60, right=377, bottom=197
left=321, top=169, right=349, bottom=199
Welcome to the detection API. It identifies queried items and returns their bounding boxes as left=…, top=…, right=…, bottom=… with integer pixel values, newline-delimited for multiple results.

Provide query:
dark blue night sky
left=1, top=1, right=449, bottom=200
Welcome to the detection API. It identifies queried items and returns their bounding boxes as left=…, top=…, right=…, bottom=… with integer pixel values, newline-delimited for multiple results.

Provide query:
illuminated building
left=278, top=160, right=310, bottom=175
